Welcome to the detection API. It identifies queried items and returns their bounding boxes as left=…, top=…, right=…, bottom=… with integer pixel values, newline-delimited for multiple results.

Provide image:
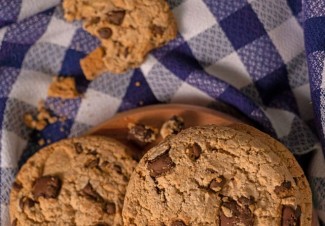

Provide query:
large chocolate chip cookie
left=122, top=124, right=312, bottom=225
left=10, top=136, right=137, bottom=226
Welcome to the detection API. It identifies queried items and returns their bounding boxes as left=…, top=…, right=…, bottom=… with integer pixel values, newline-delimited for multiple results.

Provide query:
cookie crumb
left=23, top=101, right=58, bottom=131
left=160, top=115, right=184, bottom=138
left=38, top=139, right=45, bottom=146
left=48, top=76, right=80, bottom=99
left=127, top=123, right=158, bottom=147
left=135, top=82, right=141, bottom=87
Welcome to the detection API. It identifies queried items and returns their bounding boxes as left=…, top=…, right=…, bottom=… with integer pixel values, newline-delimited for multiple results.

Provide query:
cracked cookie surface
left=10, top=136, right=137, bottom=226
left=122, top=124, right=312, bottom=225
left=63, top=0, right=177, bottom=78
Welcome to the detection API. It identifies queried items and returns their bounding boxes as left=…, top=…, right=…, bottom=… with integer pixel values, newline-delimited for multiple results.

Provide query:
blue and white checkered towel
left=0, top=0, right=324, bottom=225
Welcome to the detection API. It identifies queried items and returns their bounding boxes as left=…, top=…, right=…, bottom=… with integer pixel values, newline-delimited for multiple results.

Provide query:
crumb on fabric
left=23, top=101, right=58, bottom=131
left=47, top=76, right=80, bottom=99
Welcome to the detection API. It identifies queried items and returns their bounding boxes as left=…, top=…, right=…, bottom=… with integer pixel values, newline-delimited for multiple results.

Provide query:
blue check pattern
left=0, top=0, right=325, bottom=225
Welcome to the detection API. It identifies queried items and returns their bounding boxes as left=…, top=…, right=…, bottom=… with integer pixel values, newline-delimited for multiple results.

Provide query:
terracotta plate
left=87, top=104, right=240, bottom=160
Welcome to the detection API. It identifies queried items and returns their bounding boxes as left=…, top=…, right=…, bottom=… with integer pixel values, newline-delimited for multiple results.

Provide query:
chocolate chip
left=282, top=205, right=301, bottom=226
left=107, top=10, right=126, bottom=25
left=274, top=181, right=292, bottom=194
left=187, top=143, right=201, bottom=160
left=209, top=176, right=226, bottom=192
left=105, top=202, right=116, bottom=215
left=128, top=124, right=156, bottom=146
left=171, top=220, right=186, bottom=226
left=96, top=223, right=109, bottom=226
left=80, top=182, right=104, bottom=203
left=219, top=198, right=254, bottom=226
left=98, top=27, right=112, bottom=39
left=238, top=196, right=255, bottom=205
left=12, top=219, right=17, bottom=226
left=151, top=25, right=165, bottom=36
left=74, top=142, right=83, bottom=154
left=85, top=158, right=99, bottom=168
left=113, top=164, right=122, bottom=174
left=124, top=47, right=129, bottom=58
left=32, top=176, right=61, bottom=199
left=90, top=17, right=100, bottom=24
left=147, top=151, right=175, bottom=177
left=12, top=182, right=23, bottom=191
left=19, top=197, right=35, bottom=210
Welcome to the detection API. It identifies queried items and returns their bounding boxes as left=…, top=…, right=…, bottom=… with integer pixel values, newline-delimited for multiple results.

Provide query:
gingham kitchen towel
left=0, top=0, right=324, bottom=225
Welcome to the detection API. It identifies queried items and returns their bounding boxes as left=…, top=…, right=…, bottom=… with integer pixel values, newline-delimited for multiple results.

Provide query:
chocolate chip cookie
left=122, top=124, right=312, bottom=225
left=63, top=0, right=177, bottom=78
left=10, top=136, right=137, bottom=226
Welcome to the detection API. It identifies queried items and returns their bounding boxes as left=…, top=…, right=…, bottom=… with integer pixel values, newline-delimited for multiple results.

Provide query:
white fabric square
left=1, top=130, right=27, bottom=168
left=205, top=52, right=252, bottom=89
left=9, top=70, right=52, bottom=107
left=173, top=0, right=216, bottom=40
left=18, top=0, right=60, bottom=21
left=69, top=121, right=91, bottom=137
left=171, top=82, right=214, bottom=106
left=264, top=108, right=295, bottom=137
left=268, top=17, right=304, bottom=64
left=140, top=54, right=159, bottom=76
left=75, top=89, right=121, bottom=126
left=0, top=27, right=7, bottom=49
left=38, top=16, right=77, bottom=47
left=1, top=204, right=10, bottom=226
left=293, top=84, right=313, bottom=120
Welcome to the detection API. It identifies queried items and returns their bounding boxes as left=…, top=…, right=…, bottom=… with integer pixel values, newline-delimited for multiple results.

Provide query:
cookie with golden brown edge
left=10, top=136, right=137, bottom=226
left=122, top=124, right=312, bottom=226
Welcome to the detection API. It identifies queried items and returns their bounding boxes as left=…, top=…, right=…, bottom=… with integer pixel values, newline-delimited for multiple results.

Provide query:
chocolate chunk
left=124, top=47, right=129, bottom=58
left=219, top=198, right=254, bottom=226
left=81, top=182, right=104, bottom=203
left=209, top=176, right=226, bottom=192
left=113, top=164, right=122, bottom=174
left=19, top=197, right=35, bottom=210
left=96, top=223, right=109, bottom=226
left=105, top=202, right=116, bottom=215
left=12, top=219, right=17, bottom=226
left=107, top=10, right=126, bottom=25
left=238, top=196, right=255, bottom=205
left=275, top=181, right=292, bottom=194
left=151, top=25, right=165, bottom=36
left=90, top=17, right=100, bottom=24
left=12, top=182, right=23, bottom=191
left=147, top=151, right=175, bottom=177
left=281, top=205, right=301, bottom=226
left=171, top=220, right=186, bottom=226
left=32, top=176, right=61, bottom=199
left=98, top=27, right=112, bottom=39
left=128, top=124, right=156, bottom=147
left=187, top=143, right=201, bottom=160
left=85, top=158, right=99, bottom=168
left=74, top=142, right=83, bottom=154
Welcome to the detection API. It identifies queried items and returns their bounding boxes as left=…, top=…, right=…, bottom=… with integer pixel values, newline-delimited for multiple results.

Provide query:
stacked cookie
left=10, top=124, right=312, bottom=225
left=63, top=0, right=177, bottom=79
left=10, top=136, right=137, bottom=226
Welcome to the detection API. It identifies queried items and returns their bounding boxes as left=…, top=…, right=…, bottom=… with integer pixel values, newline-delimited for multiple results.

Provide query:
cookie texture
left=122, top=124, right=312, bottom=225
left=10, top=136, right=137, bottom=226
left=63, top=0, right=177, bottom=78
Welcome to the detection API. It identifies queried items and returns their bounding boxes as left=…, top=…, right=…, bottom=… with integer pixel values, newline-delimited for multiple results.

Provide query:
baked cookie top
left=122, top=124, right=312, bottom=226
left=10, top=136, right=137, bottom=226
left=63, top=0, right=177, bottom=77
